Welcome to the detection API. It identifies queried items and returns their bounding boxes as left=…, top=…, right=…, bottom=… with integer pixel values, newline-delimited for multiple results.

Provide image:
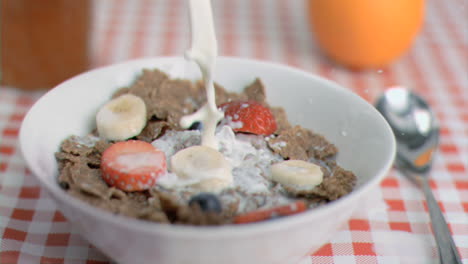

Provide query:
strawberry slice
left=219, top=100, right=277, bottom=135
left=233, top=200, right=307, bottom=224
left=100, top=140, right=166, bottom=192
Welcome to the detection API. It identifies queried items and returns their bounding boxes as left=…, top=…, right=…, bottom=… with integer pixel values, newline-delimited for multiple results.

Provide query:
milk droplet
left=377, top=69, right=383, bottom=74
left=307, top=97, right=314, bottom=104
left=341, top=131, right=348, bottom=136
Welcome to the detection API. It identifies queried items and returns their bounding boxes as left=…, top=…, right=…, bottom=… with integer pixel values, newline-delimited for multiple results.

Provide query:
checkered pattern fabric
left=1, top=0, right=467, bottom=263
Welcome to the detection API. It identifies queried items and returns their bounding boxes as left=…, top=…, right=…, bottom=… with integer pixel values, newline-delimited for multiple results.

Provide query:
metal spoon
left=375, top=87, right=462, bottom=264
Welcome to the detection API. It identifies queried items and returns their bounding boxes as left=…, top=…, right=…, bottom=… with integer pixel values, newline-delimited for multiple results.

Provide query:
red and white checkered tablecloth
left=1, top=0, right=467, bottom=263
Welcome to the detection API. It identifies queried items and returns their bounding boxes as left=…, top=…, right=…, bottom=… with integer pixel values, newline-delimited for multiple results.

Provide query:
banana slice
left=96, top=94, right=147, bottom=141
left=170, top=145, right=233, bottom=193
left=271, top=160, right=323, bottom=191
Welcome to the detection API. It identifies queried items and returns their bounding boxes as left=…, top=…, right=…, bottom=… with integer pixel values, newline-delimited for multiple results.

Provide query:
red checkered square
left=386, top=199, right=406, bottom=211
left=422, top=200, right=447, bottom=213
left=381, top=178, right=399, bottom=188
left=8, top=113, right=26, bottom=122
left=46, top=233, right=70, bottom=246
left=461, top=113, right=468, bottom=122
left=313, top=243, right=333, bottom=256
left=40, top=256, right=65, bottom=264
left=447, top=163, right=466, bottom=173
left=440, top=127, right=451, bottom=136
left=428, top=180, right=437, bottom=189
left=3, top=228, right=27, bottom=241
left=462, top=202, right=468, bottom=212
left=0, top=162, right=7, bottom=172
left=455, top=181, right=468, bottom=190
left=11, top=208, right=35, bottom=221
left=352, top=242, right=376, bottom=256
left=16, top=96, right=35, bottom=106
left=2, top=127, right=19, bottom=137
left=0, top=145, right=15, bottom=155
left=19, top=186, right=40, bottom=199
left=440, top=143, right=459, bottom=154
left=0, top=251, right=20, bottom=264
left=349, top=219, right=371, bottom=231
left=52, top=211, right=67, bottom=222
left=389, top=222, right=412, bottom=232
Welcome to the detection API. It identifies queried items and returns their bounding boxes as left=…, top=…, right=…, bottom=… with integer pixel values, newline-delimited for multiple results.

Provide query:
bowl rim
left=20, top=56, right=396, bottom=239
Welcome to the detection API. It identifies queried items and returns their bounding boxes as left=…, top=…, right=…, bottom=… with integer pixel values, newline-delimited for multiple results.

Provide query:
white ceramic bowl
left=20, top=57, right=395, bottom=264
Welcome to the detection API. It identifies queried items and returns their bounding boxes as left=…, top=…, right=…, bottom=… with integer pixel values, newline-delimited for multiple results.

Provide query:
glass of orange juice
left=1, top=0, right=92, bottom=90
left=307, top=0, right=424, bottom=69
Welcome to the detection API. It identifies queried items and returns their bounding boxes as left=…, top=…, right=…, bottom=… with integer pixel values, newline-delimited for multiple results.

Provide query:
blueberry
left=59, top=181, right=69, bottom=190
left=188, top=122, right=203, bottom=130
left=189, top=193, right=222, bottom=213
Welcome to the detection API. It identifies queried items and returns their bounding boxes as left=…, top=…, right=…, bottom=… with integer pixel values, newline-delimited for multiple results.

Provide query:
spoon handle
left=419, top=177, right=462, bottom=264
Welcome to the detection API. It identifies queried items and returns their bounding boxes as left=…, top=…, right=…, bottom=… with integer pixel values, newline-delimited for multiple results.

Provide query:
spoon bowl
left=376, top=86, right=462, bottom=264
left=376, top=87, right=439, bottom=173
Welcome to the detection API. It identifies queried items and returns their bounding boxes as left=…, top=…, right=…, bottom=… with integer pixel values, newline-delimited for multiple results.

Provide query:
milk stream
left=170, top=0, right=233, bottom=192
left=180, top=0, right=224, bottom=150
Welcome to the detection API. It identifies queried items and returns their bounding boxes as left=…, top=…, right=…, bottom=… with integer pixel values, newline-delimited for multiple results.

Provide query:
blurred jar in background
left=1, top=0, right=91, bottom=90
left=307, top=0, right=425, bottom=69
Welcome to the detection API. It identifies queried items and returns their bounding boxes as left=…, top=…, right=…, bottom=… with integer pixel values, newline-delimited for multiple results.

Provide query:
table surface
left=1, top=0, right=467, bottom=263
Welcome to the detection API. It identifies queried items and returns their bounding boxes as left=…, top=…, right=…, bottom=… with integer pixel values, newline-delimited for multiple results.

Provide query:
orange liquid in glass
left=1, top=0, right=91, bottom=90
